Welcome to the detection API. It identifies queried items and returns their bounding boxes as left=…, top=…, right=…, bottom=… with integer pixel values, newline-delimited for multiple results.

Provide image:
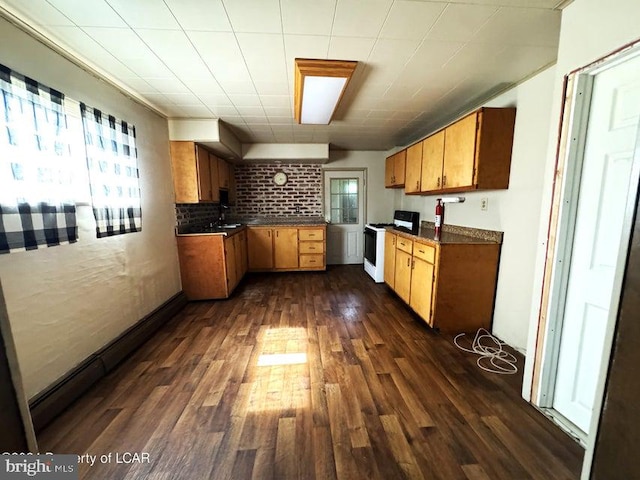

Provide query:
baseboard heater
left=29, top=291, right=188, bottom=432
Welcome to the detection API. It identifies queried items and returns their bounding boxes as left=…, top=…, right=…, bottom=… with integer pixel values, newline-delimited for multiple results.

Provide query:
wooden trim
left=294, top=58, right=357, bottom=124
left=29, top=292, right=187, bottom=432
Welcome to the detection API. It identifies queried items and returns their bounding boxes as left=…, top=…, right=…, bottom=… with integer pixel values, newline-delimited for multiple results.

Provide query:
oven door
left=364, top=227, right=377, bottom=266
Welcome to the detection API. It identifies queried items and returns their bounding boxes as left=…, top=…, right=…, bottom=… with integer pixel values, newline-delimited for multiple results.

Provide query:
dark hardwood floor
left=39, top=265, right=584, bottom=479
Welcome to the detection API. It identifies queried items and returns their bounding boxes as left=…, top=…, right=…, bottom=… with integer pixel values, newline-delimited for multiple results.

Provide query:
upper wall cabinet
left=385, top=150, right=406, bottom=188
left=397, top=107, right=516, bottom=194
left=440, top=107, right=516, bottom=192
left=170, top=141, right=220, bottom=203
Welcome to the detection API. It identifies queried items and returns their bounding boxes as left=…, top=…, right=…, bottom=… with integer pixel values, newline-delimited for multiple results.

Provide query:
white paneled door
left=324, top=170, right=365, bottom=265
left=552, top=53, right=640, bottom=433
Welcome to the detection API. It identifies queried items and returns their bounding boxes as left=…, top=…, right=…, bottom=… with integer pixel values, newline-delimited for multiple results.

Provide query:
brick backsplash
left=175, top=203, right=221, bottom=226
left=234, top=164, right=322, bottom=217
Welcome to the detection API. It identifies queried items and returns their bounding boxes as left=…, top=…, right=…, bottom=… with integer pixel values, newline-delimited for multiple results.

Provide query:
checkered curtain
left=0, top=63, right=78, bottom=254
left=80, top=103, right=142, bottom=237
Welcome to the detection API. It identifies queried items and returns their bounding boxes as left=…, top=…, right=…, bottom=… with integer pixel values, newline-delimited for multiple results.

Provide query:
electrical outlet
left=480, top=198, right=488, bottom=211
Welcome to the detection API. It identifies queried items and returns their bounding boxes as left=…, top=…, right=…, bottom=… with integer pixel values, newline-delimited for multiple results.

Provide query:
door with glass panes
left=323, top=170, right=365, bottom=264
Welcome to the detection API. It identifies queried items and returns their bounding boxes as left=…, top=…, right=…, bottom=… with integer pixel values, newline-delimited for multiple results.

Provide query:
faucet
left=218, top=203, right=229, bottom=225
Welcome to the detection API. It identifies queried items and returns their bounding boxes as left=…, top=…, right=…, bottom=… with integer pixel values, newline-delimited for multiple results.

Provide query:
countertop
left=176, top=217, right=327, bottom=236
left=389, top=222, right=503, bottom=245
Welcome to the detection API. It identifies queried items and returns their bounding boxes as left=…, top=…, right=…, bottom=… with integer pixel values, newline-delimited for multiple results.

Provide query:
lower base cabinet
left=247, top=225, right=326, bottom=271
left=177, top=230, right=247, bottom=300
left=385, top=231, right=500, bottom=333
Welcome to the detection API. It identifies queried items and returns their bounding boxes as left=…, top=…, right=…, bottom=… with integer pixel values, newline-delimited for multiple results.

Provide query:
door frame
left=322, top=167, right=368, bottom=264
left=531, top=44, right=640, bottom=444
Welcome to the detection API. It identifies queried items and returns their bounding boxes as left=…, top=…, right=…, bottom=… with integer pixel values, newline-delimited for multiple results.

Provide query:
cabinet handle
left=419, top=249, right=425, bottom=254
left=443, top=175, right=447, bottom=186
left=268, top=231, right=271, bottom=237
left=437, top=177, right=440, bottom=188
left=309, top=246, right=315, bottom=250
left=276, top=231, right=279, bottom=238
left=416, top=180, right=419, bottom=190
left=407, top=257, right=410, bottom=267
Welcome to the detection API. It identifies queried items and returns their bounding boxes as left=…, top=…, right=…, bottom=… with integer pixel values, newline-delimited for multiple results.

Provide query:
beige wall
left=0, top=17, right=181, bottom=398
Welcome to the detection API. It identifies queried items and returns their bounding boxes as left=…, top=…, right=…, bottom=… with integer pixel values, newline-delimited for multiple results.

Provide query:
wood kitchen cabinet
left=404, top=142, right=423, bottom=194
left=228, top=164, right=237, bottom=205
left=385, top=150, right=406, bottom=188
left=176, top=230, right=247, bottom=300
left=383, top=230, right=397, bottom=287
left=409, top=241, right=436, bottom=325
left=438, top=107, right=516, bottom=192
left=170, top=141, right=220, bottom=203
left=385, top=232, right=500, bottom=332
left=218, top=157, right=230, bottom=189
left=394, top=236, right=413, bottom=304
left=274, top=228, right=299, bottom=269
left=298, top=227, right=325, bottom=270
left=247, top=227, right=274, bottom=270
left=248, top=225, right=326, bottom=272
left=420, top=130, right=445, bottom=192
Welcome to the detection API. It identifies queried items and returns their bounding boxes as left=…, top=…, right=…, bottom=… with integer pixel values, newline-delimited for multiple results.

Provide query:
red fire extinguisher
left=434, top=199, right=443, bottom=239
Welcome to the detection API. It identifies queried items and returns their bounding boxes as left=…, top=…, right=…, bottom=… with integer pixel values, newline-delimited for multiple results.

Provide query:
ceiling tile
left=332, top=0, right=393, bottom=38
left=164, top=0, right=232, bottom=32
left=181, top=77, right=225, bottom=95
left=229, top=95, right=261, bottom=107
left=379, top=1, right=445, bottom=40
left=188, top=31, right=253, bottom=83
left=120, top=77, right=159, bottom=94
left=367, top=38, right=421, bottom=77
left=263, top=107, right=292, bottom=117
left=105, top=0, right=180, bottom=29
left=427, top=4, right=498, bottom=42
left=236, top=33, right=288, bottom=83
left=136, top=29, right=212, bottom=78
left=198, top=94, right=233, bottom=106
left=176, top=105, right=213, bottom=116
left=49, top=0, right=126, bottom=27
left=209, top=105, right=240, bottom=116
left=223, top=0, right=282, bottom=33
left=3, top=0, right=74, bottom=26
left=260, top=95, right=292, bottom=108
left=327, top=36, right=375, bottom=61
left=471, top=6, right=561, bottom=47
left=235, top=106, right=267, bottom=116
left=284, top=35, right=330, bottom=63
left=254, top=82, right=290, bottom=96
left=218, top=81, right=257, bottom=95
left=281, top=0, right=336, bottom=35
left=162, top=93, right=203, bottom=106
left=143, top=76, right=190, bottom=94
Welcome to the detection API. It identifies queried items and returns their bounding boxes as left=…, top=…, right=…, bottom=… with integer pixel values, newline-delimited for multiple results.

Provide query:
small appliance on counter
left=364, top=210, right=420, bottom=283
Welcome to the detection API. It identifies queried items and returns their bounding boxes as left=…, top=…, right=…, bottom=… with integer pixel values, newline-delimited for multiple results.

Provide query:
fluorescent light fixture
left=294, top=58, right=358, bottom=125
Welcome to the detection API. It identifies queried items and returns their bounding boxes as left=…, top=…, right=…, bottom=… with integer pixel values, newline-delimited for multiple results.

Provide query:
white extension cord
left=453, top=328, right=518, bottom=375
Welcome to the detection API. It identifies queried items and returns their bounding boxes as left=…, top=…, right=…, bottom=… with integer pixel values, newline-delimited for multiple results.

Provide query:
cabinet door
left=443, top=112, right=477, bottom=189
left=410, top=257, right=435, bottom=325
left=384, top=231, right=396, bottom=287
left=238, top=230, right=248, bottom=276
left=395, top=249, right=412, bottom=303
left=177, top=236, right=227, bottom=300
left=170, top=141, right=199, bottom=203
left=274, top=228, right=299, bottom=269
left=209, top=153, right=220, bottom=202
left=404, top=142, right=423, bottom=193
left=247, top=228, right=274, bottom=270
left=233, top=233, right=244, bottom=283
left=420, top=130, right=445, bottom=192
left=385, top=155, right=395, bottom=187
left=218, top=158, right=230, bottom=189
left=196, top=144, right=213, bottom=201
left=225, top=236, right=237, bottom=292
left=394, top=150, right=406, bottom=186
left=228, top=164, right=237, bottom=205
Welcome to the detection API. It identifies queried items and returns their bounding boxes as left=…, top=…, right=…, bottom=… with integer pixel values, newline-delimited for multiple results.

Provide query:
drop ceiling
left=0, top=0, right=564, bottom=151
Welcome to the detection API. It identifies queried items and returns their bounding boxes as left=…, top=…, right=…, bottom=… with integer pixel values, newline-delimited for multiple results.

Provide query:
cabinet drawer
left=396, top=236, right=413, bottom=254
left=299, top=241, right=324, bottom=254
left=299, top=229, right=324, bottom=241
left=300, top=254, right=324, bottom=268
left=413, top=242, right=435, bottom=263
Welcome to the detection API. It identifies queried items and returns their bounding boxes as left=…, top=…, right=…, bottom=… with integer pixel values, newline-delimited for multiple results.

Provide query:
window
left=81, top=103, right=141, bottom=237
left=329, top=178, right=358, bottom=224
left=0, top=64, right=78, bottom=254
